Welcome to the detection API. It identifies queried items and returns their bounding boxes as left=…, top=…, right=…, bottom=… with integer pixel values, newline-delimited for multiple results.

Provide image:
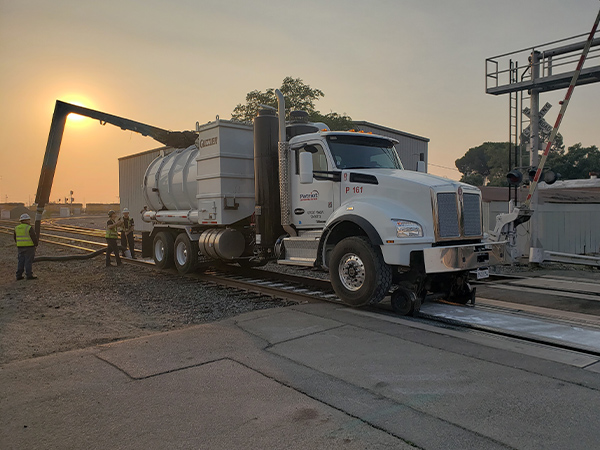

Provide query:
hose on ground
left=34, top=247, right=108, bottom=262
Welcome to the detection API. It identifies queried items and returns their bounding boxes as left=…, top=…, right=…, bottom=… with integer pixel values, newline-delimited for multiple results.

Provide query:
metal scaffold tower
left=485, top=8, right=600, bottom=263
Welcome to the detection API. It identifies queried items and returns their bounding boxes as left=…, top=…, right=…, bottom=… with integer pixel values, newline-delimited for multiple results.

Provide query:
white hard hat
left=20, top=213, right=31, bottom=221
left=122, top=208, right=129, bottom=213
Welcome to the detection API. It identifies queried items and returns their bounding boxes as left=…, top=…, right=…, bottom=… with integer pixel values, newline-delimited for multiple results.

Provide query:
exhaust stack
left=275, top=89, right=297, bottom=238
left=253, top=107, right=283, bottom=255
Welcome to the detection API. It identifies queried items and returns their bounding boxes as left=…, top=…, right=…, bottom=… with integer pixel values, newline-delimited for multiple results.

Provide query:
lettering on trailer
left=300, top=190, right=319, bottom=201
left=199, top=137, right=218, bottom=148
left=522, top=103, right=553, bottom=141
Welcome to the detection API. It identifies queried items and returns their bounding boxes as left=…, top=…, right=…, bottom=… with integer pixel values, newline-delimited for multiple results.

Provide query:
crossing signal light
left=525, top=167, right=560, bottom=185
left=506, top=170, right=523, bottom=186
left=528, top=168, right=538, bottom=182
left=543, top=170, right=559, bottom=185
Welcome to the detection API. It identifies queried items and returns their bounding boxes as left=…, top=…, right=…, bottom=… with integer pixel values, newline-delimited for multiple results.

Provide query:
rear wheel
left=329, top=236, right=392, bottom=307
left=153, top=232, right=175, bottom=269
left=174, top=233, right=198, bottom=274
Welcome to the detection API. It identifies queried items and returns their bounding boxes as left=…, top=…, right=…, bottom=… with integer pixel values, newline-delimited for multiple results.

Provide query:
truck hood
left=374, top=169, right=470, bottom=190
left=338, top=169, right=482, bottom=242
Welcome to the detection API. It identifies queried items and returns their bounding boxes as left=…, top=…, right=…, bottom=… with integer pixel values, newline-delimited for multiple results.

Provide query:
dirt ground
left=0, top=232, right=292, bottom=365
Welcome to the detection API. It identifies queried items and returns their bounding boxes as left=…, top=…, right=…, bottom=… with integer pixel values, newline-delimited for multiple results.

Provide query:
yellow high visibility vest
left=105, top=220, right=119, bottom=239
left=15, top=223, right=34, bottom=247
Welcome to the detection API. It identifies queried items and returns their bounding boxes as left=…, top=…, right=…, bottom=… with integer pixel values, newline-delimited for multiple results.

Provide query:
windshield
left=326, top=135, right=404, bottom=170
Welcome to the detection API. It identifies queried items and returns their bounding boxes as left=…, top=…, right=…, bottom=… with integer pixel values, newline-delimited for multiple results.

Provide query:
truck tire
left=153, top=232, right=175, bottom=269
left=174, top=233, right=198, bottom=274
left=330, top=236, right=392, bottom=307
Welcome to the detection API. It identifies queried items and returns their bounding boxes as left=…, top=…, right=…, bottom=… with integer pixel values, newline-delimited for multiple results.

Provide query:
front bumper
left=422, top=241, right=508, bottom=274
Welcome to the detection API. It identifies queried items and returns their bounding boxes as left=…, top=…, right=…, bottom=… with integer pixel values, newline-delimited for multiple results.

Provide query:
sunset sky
left=1, top=0, right=598, bottom=205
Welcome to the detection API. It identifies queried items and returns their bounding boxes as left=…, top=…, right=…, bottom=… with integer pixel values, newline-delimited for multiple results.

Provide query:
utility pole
left=528, top=50, right=544, bottom=264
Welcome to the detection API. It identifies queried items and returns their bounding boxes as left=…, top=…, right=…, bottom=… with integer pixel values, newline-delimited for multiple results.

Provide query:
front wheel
left=329, top=236, right=392, bottom=307
left=174, top=233, right=198, bottom=274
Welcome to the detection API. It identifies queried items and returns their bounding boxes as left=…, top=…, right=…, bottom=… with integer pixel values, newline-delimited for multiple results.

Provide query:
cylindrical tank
left=199, top=228, right=245, bottom=260
left=254, top=108, right=283, bottom=251
left=143, top=145, right=199, bottom=211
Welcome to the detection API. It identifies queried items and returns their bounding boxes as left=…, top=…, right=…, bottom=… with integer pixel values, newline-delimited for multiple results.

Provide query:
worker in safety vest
left=120, top=208, right=136, bottom=259
left=106, top=210, right=123, bottom=267
left=13, top=213, right=39, bottom=280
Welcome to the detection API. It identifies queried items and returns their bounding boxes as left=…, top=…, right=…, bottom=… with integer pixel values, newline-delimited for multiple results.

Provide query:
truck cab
left=280, top=129, right=507, bottom=310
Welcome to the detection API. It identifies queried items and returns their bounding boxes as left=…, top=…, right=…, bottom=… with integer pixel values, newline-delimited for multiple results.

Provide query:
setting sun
left=61, top=95, right=96, bottom=126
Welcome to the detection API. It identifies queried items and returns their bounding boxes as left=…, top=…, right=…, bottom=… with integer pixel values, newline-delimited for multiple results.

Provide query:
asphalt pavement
left=2, top=301, right=600, bottom=450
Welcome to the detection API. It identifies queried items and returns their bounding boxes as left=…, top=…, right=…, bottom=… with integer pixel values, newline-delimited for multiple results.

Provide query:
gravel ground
left=2, top=215, right=597, bottom=365
left=0, top=230, right=294, bottom=365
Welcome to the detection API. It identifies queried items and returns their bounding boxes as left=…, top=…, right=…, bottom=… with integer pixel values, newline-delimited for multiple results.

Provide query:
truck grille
left=463, top=193, right=482, bottom=236
left=437, top=193, right=460, bottom=238
left=435, top=191, right=482, bottom=240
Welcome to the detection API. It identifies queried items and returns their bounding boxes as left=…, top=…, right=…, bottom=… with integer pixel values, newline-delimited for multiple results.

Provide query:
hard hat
left=122, top=208, right=129, bottom=213
left=108, top=210, right=116, bottom=216
left=20, top=213, right=31, bottom=221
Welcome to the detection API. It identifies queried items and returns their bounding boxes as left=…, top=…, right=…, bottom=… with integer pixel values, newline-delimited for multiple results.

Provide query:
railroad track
left=3, top=220, right=600, bottom=360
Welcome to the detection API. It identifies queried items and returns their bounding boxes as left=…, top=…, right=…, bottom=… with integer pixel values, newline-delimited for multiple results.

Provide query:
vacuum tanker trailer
left=137, top=91, right=507, bottom=314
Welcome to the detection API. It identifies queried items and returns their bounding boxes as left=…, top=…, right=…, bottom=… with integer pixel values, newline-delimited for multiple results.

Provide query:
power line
left=428, top=163, right=460, bottom=172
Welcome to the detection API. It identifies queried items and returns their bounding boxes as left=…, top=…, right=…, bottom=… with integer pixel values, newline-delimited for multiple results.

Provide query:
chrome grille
left=437, top=193, right=459, bottom=238
left=463, top=193, right=482, bottom=236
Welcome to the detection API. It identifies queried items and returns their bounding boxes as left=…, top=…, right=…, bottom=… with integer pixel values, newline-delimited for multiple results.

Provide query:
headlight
left=392, top=219, right=423, bottom=238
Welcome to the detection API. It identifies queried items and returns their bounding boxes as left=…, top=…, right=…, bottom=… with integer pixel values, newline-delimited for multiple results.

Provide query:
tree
left=456, top=139, right=599, bottom=187
left=455, top=142, right=510, bottom=186
left=546, top=143, right=600, bottom=180
left=231, top=77, right=354, bottom=130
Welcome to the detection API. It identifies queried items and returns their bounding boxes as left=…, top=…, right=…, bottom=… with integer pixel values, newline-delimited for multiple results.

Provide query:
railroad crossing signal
left=521, top=102, right=553, bottom=141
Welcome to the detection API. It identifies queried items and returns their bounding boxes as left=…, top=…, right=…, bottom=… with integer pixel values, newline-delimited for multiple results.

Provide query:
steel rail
left=415, top=310, right=600, bottom=358
left=3, top=227, right=599, bottom=357
left=1, top=225, right=107, bottom=248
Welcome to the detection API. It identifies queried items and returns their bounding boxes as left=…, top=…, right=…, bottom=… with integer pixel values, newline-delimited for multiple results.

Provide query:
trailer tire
left=153, top=232, right=175, bottom=269
left=330, top=236, right=392, bottom=307
left=174, top=233, right=198, bottom=274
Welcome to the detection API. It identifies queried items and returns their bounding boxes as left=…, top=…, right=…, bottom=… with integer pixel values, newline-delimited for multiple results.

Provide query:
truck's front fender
left=317, top=198, right=431, bottom=267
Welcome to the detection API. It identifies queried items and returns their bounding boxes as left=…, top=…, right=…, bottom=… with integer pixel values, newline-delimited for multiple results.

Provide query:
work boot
left=26, top=276, right=38, bottom=280
left=16, top=276, right=24, bottom=281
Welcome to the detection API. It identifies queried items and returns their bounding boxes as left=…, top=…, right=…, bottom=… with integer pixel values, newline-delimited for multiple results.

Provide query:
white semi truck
left=139, top=91, right=507, bottom=314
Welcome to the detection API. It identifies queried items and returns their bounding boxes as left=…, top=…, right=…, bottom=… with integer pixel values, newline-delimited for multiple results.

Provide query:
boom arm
left=34, top=100, right=197, bottom=236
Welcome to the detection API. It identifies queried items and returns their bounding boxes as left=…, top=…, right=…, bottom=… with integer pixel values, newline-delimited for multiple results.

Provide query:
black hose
left=34, top=247, right=107, bottom=262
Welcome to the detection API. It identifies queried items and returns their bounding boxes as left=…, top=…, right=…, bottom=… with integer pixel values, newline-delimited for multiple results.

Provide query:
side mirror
left=299, top=151, right=314, bottom=184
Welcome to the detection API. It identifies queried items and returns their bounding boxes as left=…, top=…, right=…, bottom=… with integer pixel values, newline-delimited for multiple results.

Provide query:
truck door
left=291, top=143, right=337, bottom=229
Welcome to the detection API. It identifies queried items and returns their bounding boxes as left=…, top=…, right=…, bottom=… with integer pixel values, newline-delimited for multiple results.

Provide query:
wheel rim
left=154, top=240, right=165, bottom=262
left=338, top=253, right=365, bottom=291
left=176, top=242, right=188, bottom=266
